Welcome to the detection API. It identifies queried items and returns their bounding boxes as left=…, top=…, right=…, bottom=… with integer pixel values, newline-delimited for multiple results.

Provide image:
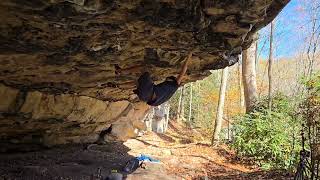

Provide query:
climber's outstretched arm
left=176, top=51, right=193, bottom=85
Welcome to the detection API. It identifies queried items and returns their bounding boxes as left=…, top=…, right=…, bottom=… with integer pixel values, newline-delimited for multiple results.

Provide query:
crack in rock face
left=0, top=0, right=289, bottom=146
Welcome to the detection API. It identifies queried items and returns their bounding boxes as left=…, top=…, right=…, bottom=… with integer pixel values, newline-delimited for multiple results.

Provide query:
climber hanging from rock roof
left=133, top=50, right=193, bottom=106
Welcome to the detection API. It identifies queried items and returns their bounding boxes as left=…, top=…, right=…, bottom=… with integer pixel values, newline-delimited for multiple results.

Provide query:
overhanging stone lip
left=0, top=0, right=290, bottom=101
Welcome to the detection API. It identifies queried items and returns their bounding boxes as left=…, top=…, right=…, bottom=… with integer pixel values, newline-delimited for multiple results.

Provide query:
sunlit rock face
left=0, top=0, right=289, bottom=147
left=0, top=84, right=149, bottom=150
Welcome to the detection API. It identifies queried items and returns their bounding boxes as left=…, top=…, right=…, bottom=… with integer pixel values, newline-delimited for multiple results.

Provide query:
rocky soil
left=0, top=121, right=293, bottom=180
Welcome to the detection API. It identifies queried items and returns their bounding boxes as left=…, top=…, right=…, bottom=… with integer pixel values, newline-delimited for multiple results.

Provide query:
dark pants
left=135, top=72, right=154, bottom=102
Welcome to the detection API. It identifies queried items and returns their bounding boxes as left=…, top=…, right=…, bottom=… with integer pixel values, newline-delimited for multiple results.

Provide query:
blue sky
left=257, top=0, right=319, bottom=59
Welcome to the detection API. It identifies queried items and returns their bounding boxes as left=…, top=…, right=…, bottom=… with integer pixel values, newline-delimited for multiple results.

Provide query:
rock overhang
left=0, top=0, right=290, bottom=101
left=0, top=0, right=290, bottom=147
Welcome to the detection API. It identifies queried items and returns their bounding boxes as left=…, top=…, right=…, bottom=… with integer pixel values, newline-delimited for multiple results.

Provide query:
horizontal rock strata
left=0, top=84, right=149, bottom=150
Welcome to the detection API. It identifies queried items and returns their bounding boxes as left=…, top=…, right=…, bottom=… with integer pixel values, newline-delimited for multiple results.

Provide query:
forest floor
left=0, top=121, right=293, bottom=180
left=125, top=121, right=294, bottom=180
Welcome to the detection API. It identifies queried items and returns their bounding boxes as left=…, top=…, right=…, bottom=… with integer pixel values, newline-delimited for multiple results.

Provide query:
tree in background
left=255, top=33, right=259, bottom=72
left=177, top=87, right=182, bottom=120
left=212, top=67, right=229, bottom=144
left=304, top=0, right=320, bottom=79
left=197, top=82, right=201, bottom=121
left=176, top=86, right=185, bottom=122
left=242, top=34, right=259, bottom=113
left=268, top=21, right=274, bottom=110
left=237, top=60, right=245, bottom=109
left=188, top=83, right=193, bottom=122
left=298, top=73, right=320, bottom=179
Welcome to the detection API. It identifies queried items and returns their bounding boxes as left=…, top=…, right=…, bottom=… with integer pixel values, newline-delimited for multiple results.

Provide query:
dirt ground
left=125, top=121, right=293, bottom=180
left=0, top=121, right=293, bottom=180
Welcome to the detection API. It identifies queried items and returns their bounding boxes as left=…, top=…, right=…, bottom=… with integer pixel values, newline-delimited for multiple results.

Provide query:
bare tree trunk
left=180, top=85, right=185, bottom=121
left=164, top=102, right=170, bottom=132
left=197, top=82, right=201, bottom=122
left=305, top=3, right=320, bottom=80
left=242, top=34, right=258, bottom=113
left=177, top=87, right=182, bottom=122
left=255, top=33, right=259, bottom=72
left=268, top=22, right=274, bottom=110
left=212, top=67, right=229, bottom=144
left=238, top=56, right=245, bottom=109
left=188, top=83, right=193, bottom=122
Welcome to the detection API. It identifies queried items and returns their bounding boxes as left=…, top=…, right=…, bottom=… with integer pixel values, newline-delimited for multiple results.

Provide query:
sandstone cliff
left=0, top=0, right=289, bottom=148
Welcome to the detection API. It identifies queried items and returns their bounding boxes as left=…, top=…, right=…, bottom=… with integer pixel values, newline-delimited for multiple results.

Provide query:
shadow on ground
left=0, top=142, right=134, bottom=180
left=155, top=133, right=176, bottom=143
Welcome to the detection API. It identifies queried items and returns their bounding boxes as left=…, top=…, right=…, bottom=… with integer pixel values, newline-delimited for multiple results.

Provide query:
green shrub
left=297, top=73, right=320, bottom=178
left=299, top=73, right=320, bottom=126
left=231, top=94, right=301, bottom=170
